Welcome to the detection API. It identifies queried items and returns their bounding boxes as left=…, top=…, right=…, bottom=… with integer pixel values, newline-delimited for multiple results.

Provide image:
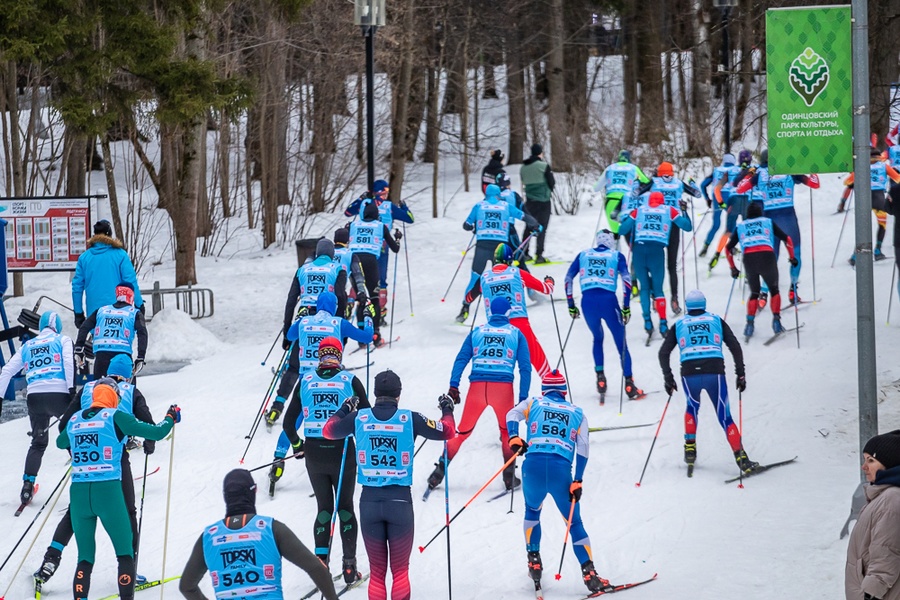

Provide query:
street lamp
left=714, top=0, right=738, bottom=152
left=354, top=0, right=386, bottom=193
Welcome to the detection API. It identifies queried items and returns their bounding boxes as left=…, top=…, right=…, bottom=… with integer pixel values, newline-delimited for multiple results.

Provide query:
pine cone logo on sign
left=789, top=47, right=829, bottom=107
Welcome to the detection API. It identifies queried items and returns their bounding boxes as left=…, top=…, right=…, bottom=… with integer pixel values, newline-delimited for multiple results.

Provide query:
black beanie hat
left=363, top=201, right=379, bottom=221
left=864, top=430, right=900, bottom=470
left=93, top=220, right=113, bottom=236
left=531, top=143, right=543, bottom=157
left=374, top=369, right=402, bottom=398
left=223, top=469, right=257, bottom=517
left=334, top=227, right=350, bottom=245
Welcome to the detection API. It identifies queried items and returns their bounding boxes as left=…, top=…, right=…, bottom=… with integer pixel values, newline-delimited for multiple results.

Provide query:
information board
left=0, top=197, right=91, bottom=271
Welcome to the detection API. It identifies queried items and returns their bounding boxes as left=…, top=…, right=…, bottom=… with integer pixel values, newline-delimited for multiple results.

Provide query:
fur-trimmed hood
left=86, top=234, right=124, bottom=250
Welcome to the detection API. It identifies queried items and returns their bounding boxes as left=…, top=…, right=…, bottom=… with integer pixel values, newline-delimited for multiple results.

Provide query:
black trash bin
left=295, top=238, right=320, bottom=267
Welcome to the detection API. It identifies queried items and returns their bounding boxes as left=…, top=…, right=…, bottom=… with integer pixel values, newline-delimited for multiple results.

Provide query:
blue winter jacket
left=71, top=235, right=143, bottom=316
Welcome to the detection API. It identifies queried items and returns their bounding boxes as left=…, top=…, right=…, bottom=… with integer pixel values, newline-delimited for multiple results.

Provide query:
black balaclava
left=223, top=469, right=257, bottom=517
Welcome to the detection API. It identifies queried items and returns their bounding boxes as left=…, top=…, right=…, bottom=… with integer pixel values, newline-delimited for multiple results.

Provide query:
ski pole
left=589, top=421, right=658, bottom=433
left=635, top=392, right=674, bottom=487
left=591, top=193, right=605, bottom=243
left=240, top=345, right=291, bottom=464
left=723, top=268, right=738, bottom=320
left=792, top=283, right=801, bottom=349
left=683, top=206, right=710, bottom=255
left=738, top=389, right=744, bottom=489
left=159, top=428, right=175, bottom=600
left=809, top=188, right=817, bottom=301
left=690, top=200, right=699, bottom=290
left=443, top=441, right=452, bottom=600
left=403, top=223, right=414, bottom=316
left=244, top=346, right=289, bottom=440
left=0, top=466, right=71, bottom=578
left=512, top=232, right=536, bottom=264
left=247, top=451, right=306, bottom=473
left=28, top=417, right=60, bottom=438
left=555, top=317, right=576, bottom=371
left=554, top=499, right=577, bottom=581
left=681, top=229, right=687, bottom=303
left=507, top=460, right=516, bottom=515
left=414, top=438, right=427, bottom=458
left=468, top=295, right=481, bottom=333
left=389, top=241, right=400, bottom=349
left=549, top=295, right=572, bottom=402
left=441, top=234, right=476, bottom=302
left=260, top=329, right=281, bottom=366
left=419, top=453, right=518, bottom=553
left=889, top=263, right=897, bottom=326
left=134, top=453, right=150, bottom=575
left=324, top=438, right=350, bottom=563
left=831, top=188, right=853, bottom=268
left=618, top=327, right=631, bottom=417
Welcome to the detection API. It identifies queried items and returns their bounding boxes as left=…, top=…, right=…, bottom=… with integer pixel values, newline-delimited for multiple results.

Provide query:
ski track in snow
left=0, top=170, right=897, bottom=599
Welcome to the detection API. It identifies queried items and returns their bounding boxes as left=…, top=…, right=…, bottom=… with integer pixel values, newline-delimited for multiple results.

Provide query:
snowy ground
left=1, top=165, right=899, bottom=600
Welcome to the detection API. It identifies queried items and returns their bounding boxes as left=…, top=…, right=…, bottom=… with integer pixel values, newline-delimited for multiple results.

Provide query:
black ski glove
left=569, top=480, right=583, bottom=502
left=166, top=405, right=181, bottom=423
left=447, top=386, right=461, bottom=404
left=789, top=256, right=799, bottom=267
left=143, top=440, right=156, bottom=455
left=509, top=436, right=528, bottom=456
left=730, top=266, right=740, bottom=279
left=438, top=394, right=455, bottom=414
left=74, top=313, right=85, bottom=328
left=282, top=336, right=291, bottom=351
left=394, top=229, right=403, bottom=242
left=291, top=439, right=305, bottom=459
left=736, top=375, right=747, bottom=392
left=463, top=221, right=474, bottom=231
left=664, top=375, right=678, bottom=395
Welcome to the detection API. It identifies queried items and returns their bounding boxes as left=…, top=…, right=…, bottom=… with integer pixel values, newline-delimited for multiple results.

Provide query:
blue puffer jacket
left=71, top=235, right=143, bottom=316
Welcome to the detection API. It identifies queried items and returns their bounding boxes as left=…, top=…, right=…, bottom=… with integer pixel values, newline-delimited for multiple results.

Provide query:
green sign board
left=766, top=6, right=852, bottom=175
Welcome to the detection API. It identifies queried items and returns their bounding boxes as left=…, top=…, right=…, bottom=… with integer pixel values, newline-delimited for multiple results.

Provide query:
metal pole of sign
left=851, top=0, right=878, bottom=480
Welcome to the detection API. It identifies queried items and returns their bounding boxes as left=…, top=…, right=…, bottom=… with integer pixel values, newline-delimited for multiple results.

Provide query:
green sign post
left=766, top=6, right=852, bottom=174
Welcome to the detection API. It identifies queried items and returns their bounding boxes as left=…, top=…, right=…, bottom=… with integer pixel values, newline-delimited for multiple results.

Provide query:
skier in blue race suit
left=506, top=370, right=611, bottom=596
left=564, top=230, right=645, bottom=401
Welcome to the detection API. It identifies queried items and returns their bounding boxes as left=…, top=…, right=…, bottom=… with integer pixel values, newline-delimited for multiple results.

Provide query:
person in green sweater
left=519, top=144, right=556, bottom=264
left=56, top=379, right=181, bottom=600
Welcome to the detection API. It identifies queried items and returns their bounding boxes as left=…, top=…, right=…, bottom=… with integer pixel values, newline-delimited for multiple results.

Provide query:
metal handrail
left=145, top=282, right=214, bottom=320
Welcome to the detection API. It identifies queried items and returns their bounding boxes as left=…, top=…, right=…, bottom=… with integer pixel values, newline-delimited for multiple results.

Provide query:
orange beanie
left=91, top=383, right=119, bottom=409
left=658, top=162, right=674, bottom=177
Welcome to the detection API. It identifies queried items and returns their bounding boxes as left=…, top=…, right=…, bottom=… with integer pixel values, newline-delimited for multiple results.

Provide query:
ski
left=763, top=324, right=804, bottom=346
left=347, top=337, right=400, bottom=356
left=598, top=393, right=605, bottom=406
left=422, top=487, right=435, bottom=502
left=534, top=580, right=544, bottom=600
left=15, top=484, right=40, bottom=516
left=487, top=483, right=520, bottom=503
left=96, top=575, right=181, bottom=600
left=34, top=577, right=42, bottom=599
left=269, top=478, right=277, bottom=498
left=134, top=466, right=160, bottom=481
left=300, top=574, right=343, bottom=600
left=525, top=260, right=567, bottom=266
left=588, top=421, right=658, bottom=433
left=580, top=573, right=658, bottom=598
left=336, top=572, right=369, bottom=597
left=687, top=464, right=694, bottom=478
left=644, top=331, right=653, bottom=347
left=724, top=457, right=798, bottom=484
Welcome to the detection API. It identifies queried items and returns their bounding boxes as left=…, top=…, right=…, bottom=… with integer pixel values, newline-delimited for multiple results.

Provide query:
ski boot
left=875, top=247, right=888, bottom=262
left=643, top=318, right=653, bottom=334
left=427, top=460, right=446, bottom=490
left=837, top=198, right=846, bottom=213
left=503, top=465, right=521, bottom=491
left=758, top=291, right=768, bottom=310
left=342, top=557, right=362, bottom=585
left=595, top=371, right=607, bottom=395
left=580, top=561, right=611, bottom=594
left=34, top=548, right=61, bottom=583
left=684, top=441, right=697, bottom=465
left=659, top=319, right=668, bottom=336
left=268, top=459, right=285, bottom=495
left=533, top=255, right=548, bottom=265
left=849, top=254, right=856, bottom=267
left=455, top=302, right=470, bottom=324
left=734, top=449, right=759, bottom=473
left=772, top=315, right=785, bottom=335
left=136, top=574, right=147, bottom=585
left=266, top=399, right=285, bottom=428
left=527, top=551, right=543, bottom=582
left=372, top=333, right=386, bottom=348
left=743, top=318, right=755, bottom=339
left=20, top=478, right=35, bottom=506
left=671, top=297, right=682, bottom=316
left=708, top=252, right=720, bottom=270
left=624, top=377, right=645, bottom=400
left=699, top=242, right=709, bottom=257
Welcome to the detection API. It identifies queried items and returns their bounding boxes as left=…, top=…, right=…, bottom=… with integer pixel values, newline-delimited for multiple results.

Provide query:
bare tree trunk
left=422, top=66, right=440, bottom=164
left=460, top=10, right=471, bottom=192
left=507, top=48, right=526, bottom=165
left=99, top=135, right=124, bottom=242
left=6, top=61, right=24, bottom=196
left=623, top=11, right=638, bottom=146
left=404, top=71, right=426, bottom=162
left=636, top=6, right=667, bottom=146
left=730, top=9, right=752, bottom=143
left=547, top=0, right=570, bottom=171
left=196, top=127, right=211, bottom=238
left=356, top=73, right=364, bottom=162
left=64, top=130, right=87, bottom=197
left=388, top=0, right=416, bottom=202
left=687, top=0, right=713, bottom=158
left=218, top=109, right=232, bottom=217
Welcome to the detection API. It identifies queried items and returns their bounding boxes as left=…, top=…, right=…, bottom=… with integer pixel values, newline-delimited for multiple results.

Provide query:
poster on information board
left=765, top=5, right=852, bottom=175
left=0, top=197, right=91, bottom=271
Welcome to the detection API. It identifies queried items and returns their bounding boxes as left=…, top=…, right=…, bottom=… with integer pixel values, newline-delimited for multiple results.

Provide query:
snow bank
left=144, top=309, right=227, bottom=362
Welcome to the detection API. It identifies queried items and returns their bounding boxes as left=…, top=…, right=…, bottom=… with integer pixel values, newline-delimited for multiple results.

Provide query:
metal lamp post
left=355, top=0, right=385, bottom=193
left=714, top=0, right=738, bottom=152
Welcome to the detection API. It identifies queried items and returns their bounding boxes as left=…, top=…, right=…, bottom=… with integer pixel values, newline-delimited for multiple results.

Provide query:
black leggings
left=523, top=200, right=551, bottom=257
left=666, top=227, right=680, bottom=300
left=25, top=392, right=71, bottom=478
left=50, top=454, right=139, bottom=556
left=354, top=253, right=382, bottom=334
left=306, top=439, right=358, bottom=561
left=744, top=251, right=780, bottom=313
